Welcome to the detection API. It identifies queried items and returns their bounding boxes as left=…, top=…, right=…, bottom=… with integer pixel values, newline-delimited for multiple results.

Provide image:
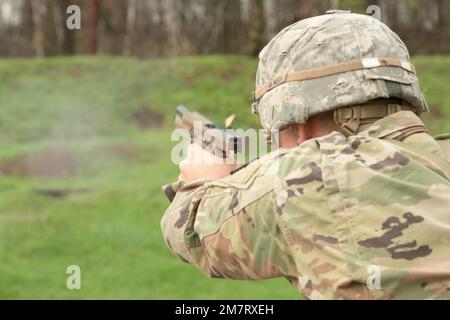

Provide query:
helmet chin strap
left=333, top=110, right=361, bottom=137
left=264, top=100, right=413, bottom=142
left=264, top=129, right=279, bottom=145
left=332, top=102, right=413, bottom=137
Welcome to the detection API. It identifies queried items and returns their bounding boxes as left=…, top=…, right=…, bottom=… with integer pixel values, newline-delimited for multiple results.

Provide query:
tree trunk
left=222, top=0, right=242, bottom=53
left=249, top=0, right=265, bottom=56
left=123, top=0, right=137, bottom=56
left=30, top=0, right=46, bottom=57
left=202, top=0, right=224, bottom=54
left=162, top=0, right=180, bottom=56
left=85, top=0, right=101, bottom=54
left=55, top=0, right=76, bottom=55
left=437, top=0, right=450, bottom=52
left=52, top=1, right=64, bottom=54
left=21, top=0, right=35, bottom=53
left=299, top=0, right=317, bottom=20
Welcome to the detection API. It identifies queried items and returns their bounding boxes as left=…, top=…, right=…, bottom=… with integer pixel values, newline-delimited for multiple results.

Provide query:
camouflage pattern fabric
left=161, top=111, right=450, bottom=299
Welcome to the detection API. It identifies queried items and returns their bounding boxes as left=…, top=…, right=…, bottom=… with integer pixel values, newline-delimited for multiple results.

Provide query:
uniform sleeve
left=160, top=163, right=297, bottom=280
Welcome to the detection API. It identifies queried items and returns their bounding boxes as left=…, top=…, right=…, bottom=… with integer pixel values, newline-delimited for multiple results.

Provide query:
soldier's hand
left=179, top=143, right=238, bottom=182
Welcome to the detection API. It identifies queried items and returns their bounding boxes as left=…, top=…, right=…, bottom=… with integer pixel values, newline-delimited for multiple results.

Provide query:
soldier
left=161, top=11, right=450, bottom=299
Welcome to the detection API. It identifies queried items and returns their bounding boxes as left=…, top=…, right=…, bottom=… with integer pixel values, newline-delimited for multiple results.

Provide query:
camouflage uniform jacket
left=161, top=111, right=450, bottom=299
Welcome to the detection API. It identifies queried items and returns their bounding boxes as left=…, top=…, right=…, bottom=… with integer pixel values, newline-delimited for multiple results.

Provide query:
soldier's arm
left=160, top=160, right=297, bottom=280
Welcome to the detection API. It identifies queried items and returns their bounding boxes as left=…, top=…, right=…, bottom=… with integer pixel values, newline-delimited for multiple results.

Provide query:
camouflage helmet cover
left=252, top=11, right=429, bottom=132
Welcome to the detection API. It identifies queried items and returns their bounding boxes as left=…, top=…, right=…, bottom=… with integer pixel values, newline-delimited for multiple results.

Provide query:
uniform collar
left=364, top=111, right=426, bottom=139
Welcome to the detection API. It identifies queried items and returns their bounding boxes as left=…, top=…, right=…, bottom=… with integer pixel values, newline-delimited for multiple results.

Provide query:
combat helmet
left=251, top=10, right=428, bottom=137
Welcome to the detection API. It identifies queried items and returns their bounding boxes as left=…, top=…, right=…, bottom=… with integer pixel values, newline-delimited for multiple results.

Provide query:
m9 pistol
left=175, top=105, right=242, bottom=158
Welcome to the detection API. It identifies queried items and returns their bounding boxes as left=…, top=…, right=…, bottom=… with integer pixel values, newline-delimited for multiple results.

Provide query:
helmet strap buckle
left=333, top=108, right=361, bottom=136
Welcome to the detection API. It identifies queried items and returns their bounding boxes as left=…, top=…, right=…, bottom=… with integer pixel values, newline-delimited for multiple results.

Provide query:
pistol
left=175, top=105, right=242, bottom=158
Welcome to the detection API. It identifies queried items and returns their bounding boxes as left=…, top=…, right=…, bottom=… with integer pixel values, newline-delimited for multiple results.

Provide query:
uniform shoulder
left=224, top=138, right=322, bottom=183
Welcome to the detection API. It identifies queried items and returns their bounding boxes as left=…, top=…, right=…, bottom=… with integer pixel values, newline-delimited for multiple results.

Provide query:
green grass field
left=0, top=55, right=449, bottom=299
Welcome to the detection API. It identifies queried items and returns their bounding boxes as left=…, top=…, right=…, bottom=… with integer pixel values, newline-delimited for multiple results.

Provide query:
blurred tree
left=163, top=0, right=181, bottom=56
left=20, top=0, right=34, bottom=52
left=123, top=0, right=137, bottom=56
left=85, top=0, right=101, bottom=54
left=249, top=0, right=265, bottom=56
left=221, top=0, right=243, bottom=53
left=58, top=0, right=77, bottom=55
left=436, top=0, right=450, bottom=52
left=203, top=0, right=224, bottom=54
left=29, top=0, right=45, bottom=56
left=299, top=0, right=317, bottom=20
left=0, top=0, right=448, bottom=57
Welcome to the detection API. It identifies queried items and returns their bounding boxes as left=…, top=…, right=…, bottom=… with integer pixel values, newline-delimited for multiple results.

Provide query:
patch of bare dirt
left=32, top=188, right=90, bottom=199
left=0, top=143, right=144, bottom=178
left=0, top=146, right=76, bottom=178
left=70, top=68, right=83, bottom=78
left=95, top=144, right=142, bottom=160
left=132, top=107, right=164, bottom=129
left=220, top=69, right=236, bottom=82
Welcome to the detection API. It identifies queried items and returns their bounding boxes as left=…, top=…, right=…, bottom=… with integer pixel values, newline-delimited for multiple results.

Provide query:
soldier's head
left=251, top=11, right=428, bottom=148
